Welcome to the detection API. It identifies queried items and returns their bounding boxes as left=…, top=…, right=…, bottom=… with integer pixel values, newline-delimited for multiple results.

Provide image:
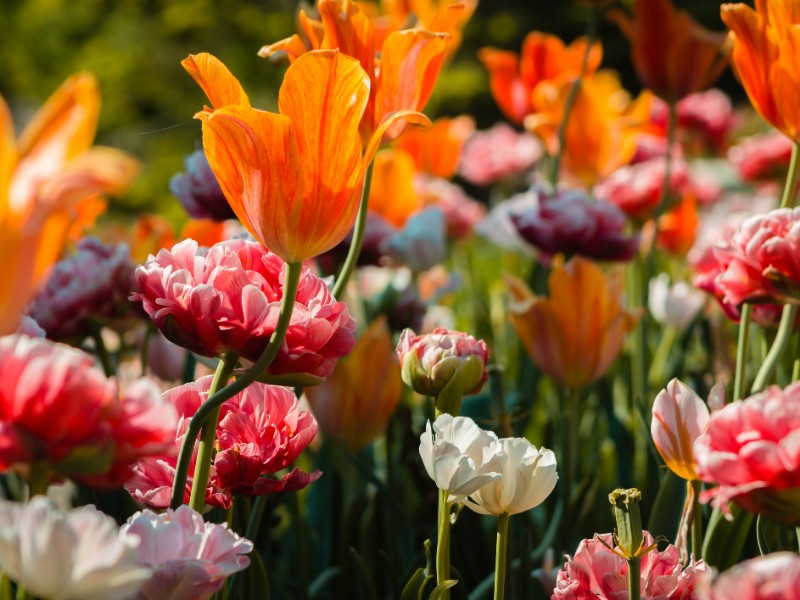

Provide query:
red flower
left=729, top=131, right=794, bottom=182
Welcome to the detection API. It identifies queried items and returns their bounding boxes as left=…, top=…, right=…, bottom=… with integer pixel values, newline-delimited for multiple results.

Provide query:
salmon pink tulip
left=702, top=552, right=800, bottom=600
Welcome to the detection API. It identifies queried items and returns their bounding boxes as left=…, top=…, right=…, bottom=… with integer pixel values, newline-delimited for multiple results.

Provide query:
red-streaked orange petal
left=182, top=53, right=251, bottom=110
left=257, top=34, right=310, bottom=63
left=363, top=109, right=432, bottom=175
left=318, top=0, right=376, bottom=77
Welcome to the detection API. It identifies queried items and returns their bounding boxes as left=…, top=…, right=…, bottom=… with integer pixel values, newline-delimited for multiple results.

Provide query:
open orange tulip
left=479, top=31, right=602, bottom=125
left=722, top=1, right=800, bottom=141
left=0, top=74, right=138, bottom=336
left=258, top=0, right=449, bottom=142
left=395, top=115, right=474, bottom=179
left=506, top=257, right=636, bottom=389
left=613, top=0, right=727, bottom=103
left=184, top=50, right=429, bottom=264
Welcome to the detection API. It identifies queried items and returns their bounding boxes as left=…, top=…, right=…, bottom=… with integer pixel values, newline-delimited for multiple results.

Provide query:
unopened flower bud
left=609, top=488, right=644, bottom=559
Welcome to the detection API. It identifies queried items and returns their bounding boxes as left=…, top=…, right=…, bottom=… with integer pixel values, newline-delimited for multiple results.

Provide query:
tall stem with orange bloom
left=332, top=162, right=374, bottom=299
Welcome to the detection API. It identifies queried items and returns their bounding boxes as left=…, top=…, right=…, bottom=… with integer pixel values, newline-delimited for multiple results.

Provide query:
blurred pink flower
left=729, top=131, right=794, bottom=182
left=126, top=375, right=320, bottom=510
left=169, top=148, right=235, bottom=222
left=458, top=123, right=542, bottom=185
left=415, top=175, right=486, bottom=240
left=694, top=382, right=800, bottom=524
left=552, top=532, right=708, bottom=600
left=596, top=156, right=690, bottom=222
left=510, top=187, right=639, bottom=262
left=0, top=497, right=150, bottom=600
left=380, top=207, right=447, bottom=273
left=28, top=237, right=135, bottom=340
left=122, top=505, right=253, bottom=600
left=0, top=335, right=176, bottom=488
left=146, top=331, right=188, bottom=382
left=701, top=552, right=800, bottom=600
left=131, top=239, right=356, bottom=379
left=652, top=89, right=736, bottom=151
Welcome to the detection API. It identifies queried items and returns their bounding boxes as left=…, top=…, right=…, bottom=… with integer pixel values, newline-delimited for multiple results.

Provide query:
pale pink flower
left=0, top=497, right=150, bottom=600
left=126, top=375, right=320, bottom=510
left=694, top=383, right=800, bottom=524
left=29, top=237, right=135, bottom=340
left=122, top=506, right=253, bottom=600
left=729, top=131, right=794, bottom=182
left=131, top=239, right=356, bottom=379
left=0, top=335, right=176, bottom=488
left=701, top=552, right=800, bottom=600
left=552, top=532, right=708, bottom=600
left=458, top=123, right=542, bottom=185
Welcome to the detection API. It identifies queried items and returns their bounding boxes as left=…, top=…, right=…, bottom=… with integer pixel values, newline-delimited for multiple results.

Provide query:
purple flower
left=169, top=149, right=236, bottom=221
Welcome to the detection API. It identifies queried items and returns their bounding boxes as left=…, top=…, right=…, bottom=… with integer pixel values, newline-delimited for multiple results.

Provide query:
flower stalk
left=691, top=479, right=703, bottom=560
left=437, top=490, right=452, bottom=596
left=494, top=512, right=510, bottom=600
left=779, top=142, right=800, bottom=209
left=750, top=304, right=799, bottom=394
left=733, top=303, right=752, bottom=401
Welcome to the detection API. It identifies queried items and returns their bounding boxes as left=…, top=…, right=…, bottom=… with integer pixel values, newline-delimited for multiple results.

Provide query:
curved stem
left=691, top=479, right=703, bottom=560
left=779, top=142, right=800, bottom=209
left=331, top=162, right=375, bottom=299
left=188, top=352, right=237, bottom=512
left=436, top=489, right=452, bottom=595
left=733, top=303, right=753, bottom=401
left=170, top=262, right=303, bottom=509
left=494, top=512, right=511, bottom=600
left=750, top=304, right=798, bottom=394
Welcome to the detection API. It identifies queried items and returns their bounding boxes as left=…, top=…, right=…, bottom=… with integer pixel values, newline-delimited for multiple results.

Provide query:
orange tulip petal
left=257, top=34, right=310, bottom=62
left=479, top=48, right=529, bottom=124
left=318, top=0, right=375, bottom=76
left=368, top=148, right=420, bottom=227
left=182, top=53, right=250, bottom=110
left=0, top=96, right=16, bottom=219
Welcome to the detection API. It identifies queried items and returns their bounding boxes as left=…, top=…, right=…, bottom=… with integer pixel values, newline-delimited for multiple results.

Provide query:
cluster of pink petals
left=729, top=131, right=794, bottom=182
left=415, top=175, right=486, bottom=240
left=596, top=157, right=691, bottom=222
left=552, top=532, right=708, bottom=600
left=510, top=187, right=639, bottom=262
left=694, top=382, right=800, bottom=525
left=122, top=505, right=253, bottom=600
left=131, top=239, right=356, bottom=379
left=0, top=335, right=177, bottom=488
left=700, top=552, right=800, bottom=600
left=28, top=237, right=135, bottom=340
left=652, top=89, right=736, bottom=150
left=458, top=123, right=542, bottom=186
left=126, top=375, right=320, bottom=510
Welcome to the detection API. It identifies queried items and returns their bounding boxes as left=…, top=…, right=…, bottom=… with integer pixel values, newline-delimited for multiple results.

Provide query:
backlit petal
left=182, top=53, right=250, bottom=110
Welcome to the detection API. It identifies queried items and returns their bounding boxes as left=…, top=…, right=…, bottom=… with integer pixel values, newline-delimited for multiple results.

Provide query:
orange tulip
left=180, top=219, right=227, bottom=250
left=657, top=193, right=698, bottom=255
left=506, top=257, right=636, bottom=389
left=258, top=0, right=448, bottom=142
left=183, top=50, right=429, bottom=264
left=0, top=74, right=138, bottom=335
left=721, top=1, right=800, bottom=141
left=395, top=115, right=475, bottom=179
left=613, top=0, right=727, bottom=103
left=130, top=214, right=177, bottom=265
left=479, top=31, right=602, bottom=125
left=368, top=148, right=422, bottom=227
left=526, top=72, right=652, bottom=187
left=305, top=316, right=401, bottom=450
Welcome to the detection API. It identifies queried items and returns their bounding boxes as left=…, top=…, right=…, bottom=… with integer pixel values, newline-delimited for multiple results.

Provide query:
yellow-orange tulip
left=721, top=1, right=800, bottom=141
left=506, top=257, right=636, bottom=389
left=479, top=31, right=602, bottom=125
left=613, top=0, right=727, bottom=103
left=368, top=148, right=422, bottom=227
left=183, top=50, right=429, bottom=264
left=0, top=74, right=138, bottom=335
left=395, top=115, right=475, bottom=179
left=259, top=0, right=448, bottom=142
left=305, top=316, right=402, bottom=449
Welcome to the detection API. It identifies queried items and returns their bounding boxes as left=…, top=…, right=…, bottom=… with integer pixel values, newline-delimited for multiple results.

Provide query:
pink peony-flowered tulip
left=729, top=131, right=794, bottom=182
left=694, top=382, right=800, bottom=525
left=122, top=506, right=253, bottom=600
left=652, top=89, right=736, bottom=151
left=131, top=239, right=356, bottom=380
left=510, top=187, right=640, bottom=262
left=458, top=123, right=542, bottom=186
left=552, top=532, right=708, bottom=600
left=0, top=335, right=177, bottom=488
left=700, top=552, right=800, bottom=600
left=126, top=375, right=320, bottom=510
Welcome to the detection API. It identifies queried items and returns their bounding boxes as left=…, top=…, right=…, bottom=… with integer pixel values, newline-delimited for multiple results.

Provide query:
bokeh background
left=0, top=0, right=744, bottom=219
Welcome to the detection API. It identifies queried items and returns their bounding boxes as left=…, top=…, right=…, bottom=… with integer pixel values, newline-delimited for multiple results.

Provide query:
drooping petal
left=181, top=53, right=251, bottom=110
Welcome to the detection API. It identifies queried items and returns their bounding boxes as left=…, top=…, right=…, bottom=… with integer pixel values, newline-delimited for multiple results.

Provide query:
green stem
left=654, top=101, right=677, bottom=219
left=733, top=303, right=753, bottom=401
left=629, top=256, right=648, bottom=409
left=691, top=480, right=703, bottom=560
left=27, top=463, right=51, bottom=498
left=628, top=557, right=641, bottom=600
left=779, top=142, right=800, bottom=209
left=494, top=513, right=511, bottom=600
left=549, top=8, right=599, bottom=186
left=331, top=162, right=374, bottom=299
left=750, top=304, right=799, bottom=394
left=189, top=352, right=238, bottom=512
left=436, top=489, right=451, bottom=595
left=13, top=585, right=29, bottom=600
left=288, top=492, right=310, bottom=600
left=228, top=495, right=271, bottom=599
left=795, top=526, right=800, bottom=549
left=140, top=323, right=154, bottom=377
left=792, top=331, right=800, bottom=382
left=647, top=325, right=677, bottom=387
left=89, top=322, right=114, bottom=377
left=170, top=262, right=303, bottom=509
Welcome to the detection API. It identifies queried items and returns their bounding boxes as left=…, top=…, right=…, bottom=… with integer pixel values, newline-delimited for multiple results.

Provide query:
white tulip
left=463, top=437, right=558, bottom=516
left=419, top=414, right=505, bottom=502
left=648, top=274, right=706, bottom=332
left=0, top=497, right=150, bottom=600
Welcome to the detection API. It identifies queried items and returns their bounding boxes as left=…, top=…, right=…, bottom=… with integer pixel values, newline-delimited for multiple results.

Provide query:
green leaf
left=647, top=471, right=686, bottom=542
left=428, top=580, right=458, bottom=600
left=702, top=505, right=754, bottom=570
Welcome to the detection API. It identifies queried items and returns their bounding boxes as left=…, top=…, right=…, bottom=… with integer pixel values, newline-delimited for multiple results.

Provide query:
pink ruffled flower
left=122, top=505, right=253, bottom=600
left=552, top=532, right=708, bottom=600
left=652, top=89, right=736, bottom=151
left=701, top=552, right=800, bottom=600
left=510, top=187, right=639, bottom=262
left=126, top=376, right=320, bottom=510
left=596, top=157, right=691, bottom=222
left=0, top=335, right=177, bottom=488
left=729, top=131, right=794, bottom=182
left=414, top=176, right=486, bottom=240
left=131, top=239, right=356, bottom=379
left=458, top=123, right=542, bottom=186
left=28, top=237, right=135, bottom=340
left=694, top=383, right=800, bottom=524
